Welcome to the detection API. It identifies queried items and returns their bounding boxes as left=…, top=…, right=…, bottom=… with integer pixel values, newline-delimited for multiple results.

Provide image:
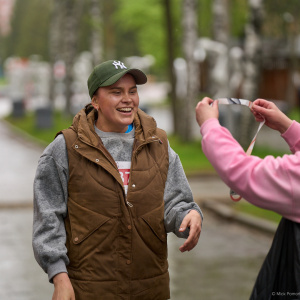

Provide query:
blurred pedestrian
left=196, top=97, right=300, bottom=299
left=33, top=60, right=202, bottom=300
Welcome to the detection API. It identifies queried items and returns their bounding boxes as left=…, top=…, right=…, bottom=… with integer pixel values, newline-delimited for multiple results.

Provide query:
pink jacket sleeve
left=200, top=118, right=300, bottom=222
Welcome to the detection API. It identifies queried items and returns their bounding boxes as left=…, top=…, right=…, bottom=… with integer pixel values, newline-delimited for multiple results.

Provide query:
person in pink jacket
left=196, top=97, right=299, bottom=222
left=196, top=97, right=300, bottom=299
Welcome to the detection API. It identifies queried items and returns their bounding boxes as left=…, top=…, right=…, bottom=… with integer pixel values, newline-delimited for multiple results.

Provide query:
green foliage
left=113, top=0, right=181, bottom=75
left=4, top=0, right=298, bottom=78
left=198, top=0, right=213, bottom=37
left=198, top=0, right=248, bottom=38
left=230, top=0, right=248, bottom=37
left=4, top=0, right=52, bottom=61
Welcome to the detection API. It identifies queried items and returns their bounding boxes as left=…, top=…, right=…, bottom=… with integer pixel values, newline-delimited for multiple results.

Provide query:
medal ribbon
left=215, top=98, right=265, bottom=201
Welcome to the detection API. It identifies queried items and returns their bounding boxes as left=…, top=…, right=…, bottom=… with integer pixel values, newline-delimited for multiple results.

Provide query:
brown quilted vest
left=61, top=106, right=170, bottom=300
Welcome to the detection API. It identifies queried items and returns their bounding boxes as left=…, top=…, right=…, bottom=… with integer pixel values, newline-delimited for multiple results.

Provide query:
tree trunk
left=285, top=15, right=298, bottom=109
left=181, top=0, right=199, bottom=142
left=49, top=0, right=63, bottom=107
left=90, top=0, right=102, bottom=66
left=205, top=0, right=230, bottom=99
left=212, top=0, right=229, bottom=45
left=240, top=0, right=264, bottom=149
left=163, top=0, right=179, bottom=135
left=212, top=0, right=230, bottom=98
left=103, top=1, right=116, bottom=60
left=212, top=0, right=238, bottom=135
left=62, top=0, right=84, bottom=117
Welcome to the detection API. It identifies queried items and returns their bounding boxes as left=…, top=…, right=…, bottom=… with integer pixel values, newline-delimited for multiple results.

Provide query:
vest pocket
left=68, top=197, right=111, bottom=244
left=66, top=197, right=116, bottom=273
left=138, top=205, right=167, bottom=261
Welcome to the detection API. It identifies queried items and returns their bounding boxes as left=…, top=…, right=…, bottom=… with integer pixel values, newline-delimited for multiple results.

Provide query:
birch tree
left=213, top=0, right=230, bottom=45
left=211, top=0, right=230, bottom=98
left=240, top=0, right=264, bottom=148
left=49, top=0, right=63, bottom=106
left=90, top=0, right=102, bottom=65
left=181, top=0, right=199, bottom=141
left=212, top=0, right=239, bottom=135
left=163, top=0, right=179, bottom=135
left=61, top=0, right=84, bottom=116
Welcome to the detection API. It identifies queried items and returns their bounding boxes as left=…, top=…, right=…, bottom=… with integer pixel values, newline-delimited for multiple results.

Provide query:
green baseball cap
left=87, top=60, right=147, bottom=98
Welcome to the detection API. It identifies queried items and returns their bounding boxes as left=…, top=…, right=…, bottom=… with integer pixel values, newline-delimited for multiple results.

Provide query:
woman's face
left=92, top=74, right=139, bottom=133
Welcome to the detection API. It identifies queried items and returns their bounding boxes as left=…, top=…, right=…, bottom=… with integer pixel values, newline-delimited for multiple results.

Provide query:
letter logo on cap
left=112, top=61, right=127, bottom=70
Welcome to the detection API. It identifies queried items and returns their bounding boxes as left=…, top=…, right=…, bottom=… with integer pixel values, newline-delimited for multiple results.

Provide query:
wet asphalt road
left=0, top=120, right=273, bottom=300
left=168, top=211, right=273, bottom=300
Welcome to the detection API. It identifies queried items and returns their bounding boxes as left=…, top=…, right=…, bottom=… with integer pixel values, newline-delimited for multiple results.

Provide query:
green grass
left=0, top=77, right=7, bottom=86
left=288, top=108, right=300, bottom=123
left=168, top=135, right=215, bottom=174
left=252, top=146, right=287, bottom=159
left=5, top=111, right=73, bottom=145
left=233, top=201, right=282, bottom=224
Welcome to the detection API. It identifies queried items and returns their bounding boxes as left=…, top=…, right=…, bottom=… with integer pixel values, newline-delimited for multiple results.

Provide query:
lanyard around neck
left=215, top=98, right=265, bottom=201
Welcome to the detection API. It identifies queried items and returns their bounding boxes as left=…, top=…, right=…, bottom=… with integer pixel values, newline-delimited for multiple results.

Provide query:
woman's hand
left=195, top=97, right=219, bottom=127
left=251, top=99, right=292, bottom=134
left=178, top=210, right=202, bottom=252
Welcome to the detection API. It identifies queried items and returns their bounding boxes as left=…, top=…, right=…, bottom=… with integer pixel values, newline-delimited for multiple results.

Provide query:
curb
left=202, top=199, right=278, bottom=236
left=0, top=202, right=33, bottom=209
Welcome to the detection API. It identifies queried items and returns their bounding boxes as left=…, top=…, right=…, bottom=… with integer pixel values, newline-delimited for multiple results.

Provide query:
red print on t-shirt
left=117, top=161, right=131, bottom=195
left=119, top=169, right=130, bottom=186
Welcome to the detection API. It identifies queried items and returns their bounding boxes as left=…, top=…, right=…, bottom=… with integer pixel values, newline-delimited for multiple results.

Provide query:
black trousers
left=250, top=218, right=300, bottom=300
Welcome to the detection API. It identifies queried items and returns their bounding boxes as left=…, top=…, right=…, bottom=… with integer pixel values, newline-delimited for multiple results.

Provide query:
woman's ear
left=91, top=96, right=99, bottom=110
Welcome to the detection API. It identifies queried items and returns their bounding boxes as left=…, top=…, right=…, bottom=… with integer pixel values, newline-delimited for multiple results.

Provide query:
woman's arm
left=196, top=98, right=300, bottom=222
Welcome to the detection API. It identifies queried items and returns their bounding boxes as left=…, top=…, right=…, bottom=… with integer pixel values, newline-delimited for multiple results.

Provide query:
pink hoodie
left=200, top=118, right=300, bottom=222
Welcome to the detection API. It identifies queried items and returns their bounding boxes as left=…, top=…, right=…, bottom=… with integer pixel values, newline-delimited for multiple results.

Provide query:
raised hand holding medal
left=214, top=98, right=265, bottom=201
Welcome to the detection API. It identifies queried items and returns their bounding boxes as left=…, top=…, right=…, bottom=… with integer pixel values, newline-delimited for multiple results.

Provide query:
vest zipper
left=126, top=200, right=133, bottom=207
left=94, top=144, right=131, bottom=208
left=126, top=136, right=162, bottom=208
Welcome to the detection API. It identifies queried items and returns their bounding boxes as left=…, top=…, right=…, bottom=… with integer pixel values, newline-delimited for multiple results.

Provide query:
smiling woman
left=91, top=74, right=139, bottom=133
left=33, top=59, right=203, bottom=300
